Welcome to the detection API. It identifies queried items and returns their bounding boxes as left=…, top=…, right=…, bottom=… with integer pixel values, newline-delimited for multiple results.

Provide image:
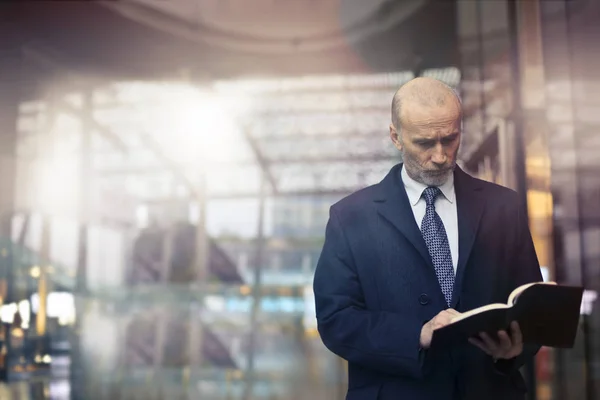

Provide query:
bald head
left=391, top=77, right=460, bottom=130
left=388, top=77, right=462, bottom=186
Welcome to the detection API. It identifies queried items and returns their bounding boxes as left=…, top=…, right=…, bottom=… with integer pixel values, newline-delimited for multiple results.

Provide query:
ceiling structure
left=9, top=0, right=461, bottom=207
left=103, top=0, right=424, bottom=54
left=10, top=1, right=464, bottom=217
left=8, top=0, right=464, bottom=240
left=15, top=68, right=460, bottom=219
left=13, top=0, right=458, bottom=89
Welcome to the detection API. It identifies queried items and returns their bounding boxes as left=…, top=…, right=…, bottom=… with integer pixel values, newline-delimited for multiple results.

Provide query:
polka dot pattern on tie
left=421, top=186, right=455, bottom=307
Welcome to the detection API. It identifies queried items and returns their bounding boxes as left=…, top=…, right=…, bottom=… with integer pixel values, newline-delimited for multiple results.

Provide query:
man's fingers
left=434, top=318, right=452, bottom=330
left=479, top=332, right=499, bottom=354
left=430, top=309, right=461, bottom=329
left=468, top=337, right=491, bottom=355
left=497, top=330, right=512, bottom=351
left=506, top=322, right=523, bottom=358
left=445, top=308, right=461, bottom=316
left=470, top=326, right=524, bottom=360
left=510, top=321, right=523, bottom=347
left=441, top=309, right=462, bottom=324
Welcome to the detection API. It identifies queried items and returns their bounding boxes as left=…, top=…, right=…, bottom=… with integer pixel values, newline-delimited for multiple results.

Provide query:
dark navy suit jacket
left=313, top=164, right=542, bottom=400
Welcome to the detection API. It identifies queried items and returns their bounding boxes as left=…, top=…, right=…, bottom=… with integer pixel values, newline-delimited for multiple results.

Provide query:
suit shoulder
left=330, top=184, right=379, bottom=216
left=469, top=175, right=519, bottom=203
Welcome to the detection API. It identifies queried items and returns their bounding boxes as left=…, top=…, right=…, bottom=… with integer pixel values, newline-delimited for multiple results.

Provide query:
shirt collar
left=401, top=164, right=455, bottom=206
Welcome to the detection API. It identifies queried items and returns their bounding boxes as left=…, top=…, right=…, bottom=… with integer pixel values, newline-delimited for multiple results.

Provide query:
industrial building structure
left=0, top=1, right=599, bottom=399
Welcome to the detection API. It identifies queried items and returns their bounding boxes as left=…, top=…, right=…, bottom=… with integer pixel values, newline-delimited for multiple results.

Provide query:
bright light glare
left=31, top=111, right=82, bottom=219
left=0, top=303, right=17, bottom=324
left=139, top=85, right=250, bottom=166
left=18, top=300, right=30, bottom=329
left=30, top=265, right=41, bottom=278
left=31, top=292, right=76, bottom=324
left=37, top=157, right=79, bottom=217
left=0, top=301, right=30, bottom=327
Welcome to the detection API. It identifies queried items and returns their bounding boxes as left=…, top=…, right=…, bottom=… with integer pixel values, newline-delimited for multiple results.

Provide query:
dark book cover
left=431, top=284, right=584, bottom=349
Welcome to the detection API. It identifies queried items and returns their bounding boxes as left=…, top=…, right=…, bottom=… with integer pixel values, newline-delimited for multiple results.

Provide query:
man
left=313, top=77, right=542, bottom=399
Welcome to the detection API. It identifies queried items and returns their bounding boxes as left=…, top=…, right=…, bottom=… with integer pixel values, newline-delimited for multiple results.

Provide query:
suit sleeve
left=313, top=207, right=431, bottom=379
left=494, top=193, right=543, bottom=374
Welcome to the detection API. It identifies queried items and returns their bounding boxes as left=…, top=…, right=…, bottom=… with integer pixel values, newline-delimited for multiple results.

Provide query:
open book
left=430, top=282, right=584, bottom=349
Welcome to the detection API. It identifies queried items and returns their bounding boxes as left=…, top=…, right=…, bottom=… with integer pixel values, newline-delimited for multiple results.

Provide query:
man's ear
left=389, top=124, right=402, bottom=150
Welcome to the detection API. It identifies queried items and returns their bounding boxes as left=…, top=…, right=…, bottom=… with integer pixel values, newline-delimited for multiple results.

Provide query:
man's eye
left=443, top=134, right=459, bottom=144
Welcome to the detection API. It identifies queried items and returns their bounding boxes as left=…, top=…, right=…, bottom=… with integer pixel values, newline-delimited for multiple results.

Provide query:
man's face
left=390, top=100, right=461, bottom=186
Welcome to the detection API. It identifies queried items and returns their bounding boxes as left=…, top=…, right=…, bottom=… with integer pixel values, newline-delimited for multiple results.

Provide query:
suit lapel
left=375, top=164, right=434, bottom=270
left=374, top=164, right=486, bottom=307
left=451, top=167, right=485, bottom=307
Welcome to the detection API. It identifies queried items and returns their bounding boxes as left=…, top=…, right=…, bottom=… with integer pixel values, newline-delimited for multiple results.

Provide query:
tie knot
left=422, top=186, right=442, bottom=206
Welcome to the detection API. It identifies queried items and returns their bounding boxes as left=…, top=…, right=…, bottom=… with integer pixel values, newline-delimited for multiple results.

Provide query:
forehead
left=401, top=103, right=461, bottom=137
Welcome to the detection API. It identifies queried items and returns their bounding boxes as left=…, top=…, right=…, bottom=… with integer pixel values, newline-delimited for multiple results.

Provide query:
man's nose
left=431, top=146, right=447, bottom=165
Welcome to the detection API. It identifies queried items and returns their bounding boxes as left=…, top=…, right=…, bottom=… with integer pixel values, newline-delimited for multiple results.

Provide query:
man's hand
left=468, top=321, right=524, bottom=360
left=420, top=309, right=461, bottom=349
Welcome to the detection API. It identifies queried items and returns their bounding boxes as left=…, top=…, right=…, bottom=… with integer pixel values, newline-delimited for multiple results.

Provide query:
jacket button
left=419, top=294, right=430, bottom=305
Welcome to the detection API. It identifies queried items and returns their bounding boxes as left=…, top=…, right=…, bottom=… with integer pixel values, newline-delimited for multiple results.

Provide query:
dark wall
left=349, top=0, right=459, bottom=73
left=540, top=0, right=600, bottom=398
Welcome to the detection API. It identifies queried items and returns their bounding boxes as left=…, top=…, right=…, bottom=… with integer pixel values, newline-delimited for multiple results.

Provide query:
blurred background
left=0, top=0, right=598, bottom=399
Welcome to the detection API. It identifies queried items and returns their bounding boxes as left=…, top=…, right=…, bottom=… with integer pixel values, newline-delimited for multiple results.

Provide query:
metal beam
left=256, top=155, right=398, bottom=164
left=21, top=43, right=111, bottom=86
left=22, top=43, right=129, bottom=155
left=135, top=131, right=201, bottom=199
left=242, top=174, right=267, bottom=400
left=137, top=188, right=353, bottom=203
left=23, top=44, right=206, bottom=201
left=95, top=163, right=254, bottom=176
left=251, top=131, right=389, bottom=141
left=56, top=98, right=129, bottom=154
left=22, top=43, right=280, bottom=199
left=249, top=106, right=393, bottom=117
left=240, top=125, right=278, bottom=195
left=94, top=155, right=397, bottom=177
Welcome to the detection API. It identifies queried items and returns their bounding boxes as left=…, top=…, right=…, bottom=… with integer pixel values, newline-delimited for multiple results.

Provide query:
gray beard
left=414, top=168, right=454, bottom=186
left=402, top=153, right=455, bottom=186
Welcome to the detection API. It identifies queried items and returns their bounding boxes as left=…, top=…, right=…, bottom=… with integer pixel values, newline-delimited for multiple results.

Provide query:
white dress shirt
left=401, top=165, right=459, bottom=274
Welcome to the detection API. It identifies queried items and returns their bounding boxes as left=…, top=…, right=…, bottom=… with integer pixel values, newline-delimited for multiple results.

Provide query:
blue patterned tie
left=421, top=187, right=454, bottom=307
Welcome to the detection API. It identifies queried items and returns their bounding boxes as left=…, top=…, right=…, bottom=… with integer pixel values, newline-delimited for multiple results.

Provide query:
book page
left=449, top=303, right=510, bottom=324
left=448, top=281, right=558, bottom=325
left=508, top=281, right=557, bottom=305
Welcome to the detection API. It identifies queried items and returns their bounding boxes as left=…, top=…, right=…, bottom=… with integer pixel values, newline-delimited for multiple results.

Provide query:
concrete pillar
left=0, top=9, right=22, bottom=238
